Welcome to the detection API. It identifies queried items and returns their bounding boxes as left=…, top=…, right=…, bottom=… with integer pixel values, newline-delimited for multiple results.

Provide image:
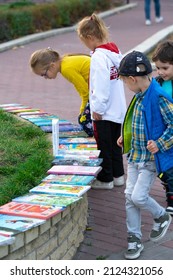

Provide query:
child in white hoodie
left=77, top=13, right=127, bottom=189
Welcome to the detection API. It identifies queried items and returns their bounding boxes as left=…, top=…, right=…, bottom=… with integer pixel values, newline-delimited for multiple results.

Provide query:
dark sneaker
left=166, top=206, right=173, bottom=216
left=150, top=213, right=172, bottom=242
left=124, top=235, right=144, bottom=260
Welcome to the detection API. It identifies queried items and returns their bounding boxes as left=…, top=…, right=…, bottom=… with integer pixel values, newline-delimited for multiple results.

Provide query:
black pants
left=93, top=120, right=124, bottom=182
left=159, top=167, right=173, bottom=206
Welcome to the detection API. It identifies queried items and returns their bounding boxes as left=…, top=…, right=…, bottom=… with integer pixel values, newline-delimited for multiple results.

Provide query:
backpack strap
left=156, top=76, right=173, bottom=98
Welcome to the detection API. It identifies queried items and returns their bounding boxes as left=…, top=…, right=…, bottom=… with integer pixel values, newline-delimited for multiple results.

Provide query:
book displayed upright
left=0, top=202, right=63, bottom=220
left=30, top=184, right=91, bottom=197
left=41, top=174, right=95, bottom=186
left=47, top=165, right=102, bottom=176
left=12, top=193, right=81, bottom=208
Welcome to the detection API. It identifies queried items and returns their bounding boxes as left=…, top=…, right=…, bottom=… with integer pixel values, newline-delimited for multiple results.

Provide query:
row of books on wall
left=0, top=103, right=103, bottom=245
left=0, top=103, right=85, bottom=134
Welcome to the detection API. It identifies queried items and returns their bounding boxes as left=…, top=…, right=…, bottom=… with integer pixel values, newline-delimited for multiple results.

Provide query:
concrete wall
left=0, top=194, right=88, bottom=260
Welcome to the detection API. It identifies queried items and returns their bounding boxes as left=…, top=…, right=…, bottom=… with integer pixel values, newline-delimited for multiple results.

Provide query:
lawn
left=0, top=109, right=53, bottom=206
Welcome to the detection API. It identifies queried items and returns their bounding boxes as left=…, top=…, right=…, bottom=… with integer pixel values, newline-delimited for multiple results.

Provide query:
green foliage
left=0, top=110, right=53, bottom=206
left=0, top=0, right=124, bottom=42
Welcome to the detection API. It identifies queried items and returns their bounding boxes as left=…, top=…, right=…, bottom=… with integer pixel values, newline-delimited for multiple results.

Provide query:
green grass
left=0, top=109, right=53, bottom=206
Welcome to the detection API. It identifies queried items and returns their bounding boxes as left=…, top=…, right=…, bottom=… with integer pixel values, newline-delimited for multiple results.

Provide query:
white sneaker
left=145, top=19, right=151, bottom=25
left=114, top=175, right=125, bottom=186
left=91, top=179, right=114, bottom=190
left=155, top=16, right=163, bottom=23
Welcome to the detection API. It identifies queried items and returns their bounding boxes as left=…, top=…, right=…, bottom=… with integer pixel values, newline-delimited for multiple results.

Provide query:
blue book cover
left=59, top=137, right=96, bottom=144
left=0, top=214, right=45, bottom=234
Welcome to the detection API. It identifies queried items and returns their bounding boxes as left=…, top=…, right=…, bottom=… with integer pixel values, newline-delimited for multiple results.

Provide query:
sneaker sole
left=150, top=214, right=172, bottom=242
left=124, top=244, right=144, bottom=260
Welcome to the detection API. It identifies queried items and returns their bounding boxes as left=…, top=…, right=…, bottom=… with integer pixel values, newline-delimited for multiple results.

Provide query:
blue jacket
left=123, top=78, right=173, bottom=174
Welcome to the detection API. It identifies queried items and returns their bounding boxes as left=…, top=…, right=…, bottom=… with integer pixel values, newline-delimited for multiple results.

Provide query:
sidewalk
left=0, top=0, right=173, bottom=260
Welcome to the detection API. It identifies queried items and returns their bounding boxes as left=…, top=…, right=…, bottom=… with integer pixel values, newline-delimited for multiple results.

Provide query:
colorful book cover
left=52, top=158, right=103, bottom=167
left=30, top=184, right=91, bottom=197
left=18, top=111, right=47, bottom=116
left=9, top=108, right=40, bottom=113
left=40, top=125, right=83, bottom=133
left=0, top=229, right=17, bottom=237
left=47, top=165, right=102, bottom=176
left=56, top=149, right=100, bottom=159
left=0, top=235, right=15, bottom=246
left=0, top=214, right=45, bottom=233
left=41, top=174, right=95, bottom=186
left=3, top=106, right=31, bottom=112
left=12, top=193, right=81, bottom=207
left=59, top=143, right=97, bottom=150
left=59, top=137, right=96, bottom=144
left=0, top=202, right=63, bottom=220
left=22, top=114, right=59, bottom=120
left=59, top=131, right=88, bottom=138
left=0, top=103, right=22, bottom=108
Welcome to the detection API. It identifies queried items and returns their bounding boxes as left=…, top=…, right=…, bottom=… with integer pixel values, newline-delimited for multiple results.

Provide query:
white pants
left=125, top=161, right=165, bottom=239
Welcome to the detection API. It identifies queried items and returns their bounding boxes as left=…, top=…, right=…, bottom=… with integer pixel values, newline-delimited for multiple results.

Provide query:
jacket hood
left=95, top=42, right=123, bottom=67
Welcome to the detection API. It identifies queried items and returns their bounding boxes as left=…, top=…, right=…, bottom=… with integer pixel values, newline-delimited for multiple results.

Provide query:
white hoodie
left=89, top=42, right=126, bottom=123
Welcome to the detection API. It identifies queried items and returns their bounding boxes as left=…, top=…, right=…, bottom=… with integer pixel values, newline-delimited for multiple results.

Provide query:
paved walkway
left=0, top=0, right=173, bottom=260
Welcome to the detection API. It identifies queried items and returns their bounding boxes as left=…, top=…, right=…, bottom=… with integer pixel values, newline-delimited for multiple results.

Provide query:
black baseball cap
left=118, top=51, right=152, bottom=76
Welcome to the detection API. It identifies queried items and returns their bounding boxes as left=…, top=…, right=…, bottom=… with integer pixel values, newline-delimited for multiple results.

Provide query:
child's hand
left=147, top=140, right=159, bottom=154
left=117, top=136, right=123, bottom=148
left=92, top=112, right=102, bottom=120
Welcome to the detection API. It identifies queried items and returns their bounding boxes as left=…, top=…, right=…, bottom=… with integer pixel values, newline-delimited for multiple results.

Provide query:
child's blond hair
left=77, top=13, right=109, bottom=41
left=29, top=48, right=60, bottom=70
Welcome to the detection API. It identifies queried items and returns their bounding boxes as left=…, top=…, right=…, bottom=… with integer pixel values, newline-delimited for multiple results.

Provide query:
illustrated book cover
left=0, top=235, right=15, bottom=246
left=41, top=174, right=95, bottom=186
left=59, top=137, right=96, bottom=144
left=0, top=202, right=63, bottom=220
left=55, top=149, right=100, bottom=159
left=12, top=193, right=81, bottom=208
left=30, top=183, right=91, bottom=197
left=0, top=214, right=45, bottom=233
left=59, top=143, right=97, bottom=150
left=52, top=158, right=103, bottom=167
left=59, top=131, right=88, bottom=138
left=47, top=165, right=102, bottom=176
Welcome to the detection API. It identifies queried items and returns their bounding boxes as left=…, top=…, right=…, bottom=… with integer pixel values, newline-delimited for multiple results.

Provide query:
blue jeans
left=144, top=0, right=161, bottom=20
left=125, top=161, right=165, bottom=239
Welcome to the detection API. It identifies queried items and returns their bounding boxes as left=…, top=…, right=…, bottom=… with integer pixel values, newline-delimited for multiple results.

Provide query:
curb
left=0, top=3, right=137, bottom=53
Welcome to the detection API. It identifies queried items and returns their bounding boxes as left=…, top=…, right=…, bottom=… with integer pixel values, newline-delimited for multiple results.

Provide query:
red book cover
left=0, top=202, right=63, bottom=220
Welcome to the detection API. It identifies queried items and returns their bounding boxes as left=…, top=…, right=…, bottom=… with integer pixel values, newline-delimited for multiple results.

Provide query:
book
left=0, top=235, right=15, bottom=246
left=52, top=119, right=59, bottom=157
left=59, top=143, right=97, bottom=150
left=0, top=103, right=22, bottom=108
left=41, top=174, right=95, bottom=185
left=2, top=105, right=31, bottom=111
left=59, top=137, right=96, bottom=144
left=30, top=184, right=91, bottom=197
left=18, top=110, right=47, bottom=116
left=47, top=165, right=102, bottom=176
left=13, top=193, right=81, bottom=208
left=56, top=149, right=100, bottom=159
left=9, top=108, right=40, bottom=113
left=0, top=214, right=45, bottom=233
left=59, top=131, right=88, bottom=138
left=52, top=158, right=103, bottom=167
left=0, top=229, right=17, bottom=237
left=40, top=124, right=83, bottom=133
left=0, top=202, right=63, bottom=220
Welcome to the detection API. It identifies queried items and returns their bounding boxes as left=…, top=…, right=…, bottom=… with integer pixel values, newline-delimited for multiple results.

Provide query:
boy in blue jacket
left=117, top=51, right=173, bottom=260
left=152, top=40, right=173, bottom=214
